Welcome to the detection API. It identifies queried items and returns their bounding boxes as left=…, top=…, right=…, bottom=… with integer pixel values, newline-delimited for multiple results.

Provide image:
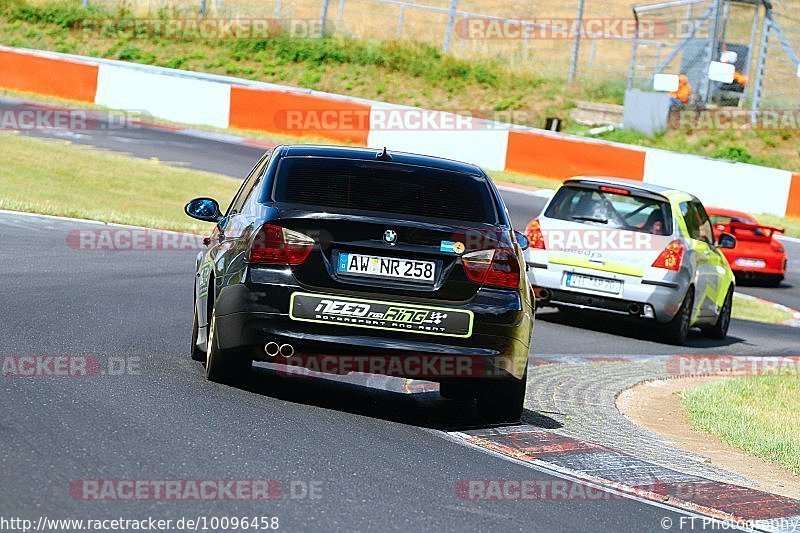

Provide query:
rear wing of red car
left=723, top=221, right=785, bottom=242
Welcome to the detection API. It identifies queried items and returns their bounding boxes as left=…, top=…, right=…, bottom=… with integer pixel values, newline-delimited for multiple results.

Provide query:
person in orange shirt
left=670, top=75, right=691, bottom=107
left=732, top=70, right=748, bottom=89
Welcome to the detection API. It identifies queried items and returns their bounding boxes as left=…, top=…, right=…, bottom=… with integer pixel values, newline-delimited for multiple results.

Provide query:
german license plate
left=337, top=252, right=435, bottom=282
left=565, top=272, right=622, bottom=295
left=289, top=292, right=473, bottom=338
left=734, top=258, right=766, bottom=269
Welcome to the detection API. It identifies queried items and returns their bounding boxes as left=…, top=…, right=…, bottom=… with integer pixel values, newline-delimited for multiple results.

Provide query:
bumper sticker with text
left=289, top=292, right=473, bottom=338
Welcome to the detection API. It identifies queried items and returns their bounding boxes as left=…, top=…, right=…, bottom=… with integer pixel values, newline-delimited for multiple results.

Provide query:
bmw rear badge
left=383, top=229, right=397, bottom=245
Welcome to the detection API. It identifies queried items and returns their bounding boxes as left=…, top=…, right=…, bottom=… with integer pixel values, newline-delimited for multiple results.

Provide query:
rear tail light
left=462, top=248, right=521, bottom=289
left=524, top=219, right=546, bottom=249
left=652, top=240, right=685, bottom=271
left=772, top=241, right=785, bottom=254
left=599, top=185, right=630, bottom=195
left=247, top=224, right=314, bottom=265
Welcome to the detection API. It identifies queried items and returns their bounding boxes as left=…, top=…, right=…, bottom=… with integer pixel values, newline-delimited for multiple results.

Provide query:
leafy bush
left=5, top=1, right=101, bottom=28
left=711, top=146, right=753, bottom=164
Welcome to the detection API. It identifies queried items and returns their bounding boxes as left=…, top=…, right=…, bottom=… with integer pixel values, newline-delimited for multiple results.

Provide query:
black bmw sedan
left=185, top=145, right=534, bottom=422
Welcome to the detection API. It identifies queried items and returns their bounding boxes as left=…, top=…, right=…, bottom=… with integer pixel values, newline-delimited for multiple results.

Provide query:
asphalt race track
left=4, top=95, right=798, bottom=311
left=2, top=96, right=799, bottom=531
left=3, top=212, right=706, bottom=531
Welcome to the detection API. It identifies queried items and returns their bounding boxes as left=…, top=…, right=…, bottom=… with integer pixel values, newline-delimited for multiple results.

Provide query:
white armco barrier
left=643, top=150, right=793, bottom=216
left=366, top=105, right=509, bottom=171
left=94, top=64, right=231, bottom=128
left=1, top=46, right=797, bottom=218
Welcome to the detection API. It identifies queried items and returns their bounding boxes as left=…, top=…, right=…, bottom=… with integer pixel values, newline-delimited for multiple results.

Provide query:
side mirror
left=717, top=232, right=736, bottom=249
left=184, top=197, right=222, bottom=222
left=514, top=230, right=530, bottom=251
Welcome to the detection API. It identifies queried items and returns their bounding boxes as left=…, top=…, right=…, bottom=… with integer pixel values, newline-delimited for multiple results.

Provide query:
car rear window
left=709, top=215, right=756, bottom=226
left=272, top=157, right=497, bottom=223
left=544, top=184, right=673, bottom=235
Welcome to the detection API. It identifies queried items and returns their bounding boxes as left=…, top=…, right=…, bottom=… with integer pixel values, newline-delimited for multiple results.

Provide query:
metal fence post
left=199, top=0, right=206, bottom=16
left=744, top=4, right=760, bottom=103
left=274, top=0, right=282, bottom=19
left=698, top=0, right=722, bottom=104
left=320, top=0, right=331, bottom=35
left=568, top=0, right=585, bottom=82
left=522, top=22, right=531, bottom=55
left=337, top=0, right=345, bottom=28
left=627, top=9, right=640, bottom=90
left=751, top=14, right=770, bottom=114
left=82, top=0, right=89, bottom=7
left=397, top=6, right=406, bottom=39
left=443, top=0, right=457, bottom=53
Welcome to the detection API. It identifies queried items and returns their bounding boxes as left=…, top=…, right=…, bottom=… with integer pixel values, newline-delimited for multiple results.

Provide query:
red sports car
left=706, top=207, right=787, bottom=286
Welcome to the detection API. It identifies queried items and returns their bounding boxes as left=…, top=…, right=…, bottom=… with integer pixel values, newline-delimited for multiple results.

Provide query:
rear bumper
left=726, top=253, right=786, bottom=276
left=210, top=275, right=533, bottom=381
left=527, top=264, right=688, bottom=323
left=731, top=268, right=785, bottom=279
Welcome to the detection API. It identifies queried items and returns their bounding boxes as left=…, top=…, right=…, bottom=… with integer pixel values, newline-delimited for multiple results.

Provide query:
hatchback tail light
left=652, top=240, right=685, bottom=271
left=247, top=224, right=314, bottom=265
left=524, top=219, right=546, bottom=250
left=462, top=248, right=521, bottom=289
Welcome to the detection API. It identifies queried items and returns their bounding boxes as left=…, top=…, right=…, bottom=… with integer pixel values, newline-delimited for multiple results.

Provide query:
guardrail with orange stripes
left=0, top=45, right=797, bottom=218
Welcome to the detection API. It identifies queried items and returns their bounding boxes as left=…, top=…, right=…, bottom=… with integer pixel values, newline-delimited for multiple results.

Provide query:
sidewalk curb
left=450, top=425, right=800, bottom=532
left=735, top=292, right=800, bottom=328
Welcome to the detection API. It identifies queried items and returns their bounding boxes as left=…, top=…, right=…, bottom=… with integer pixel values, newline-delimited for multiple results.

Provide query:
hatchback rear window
left=709, top=215, right=756, bottom=226
left=272, top=157, right=497, bottom=223
left=545, top=185, right=673, bottom=235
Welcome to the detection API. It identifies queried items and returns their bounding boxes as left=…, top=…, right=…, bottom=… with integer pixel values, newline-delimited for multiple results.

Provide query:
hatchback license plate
left=734, top=258, right=766, bottom=269
left=565, top=272, right=622, bottom=294
left=338, top=252, right=435, bottom=282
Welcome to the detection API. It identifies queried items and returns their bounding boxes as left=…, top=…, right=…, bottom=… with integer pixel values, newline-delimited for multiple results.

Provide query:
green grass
left=485, top=170, right=560, bottom=190
left=682, top=373, right=800, bottom=475
left=593, top=128, right=799, bottom=171
left=0, top=133, right=239, bottom=231
left=758, top=213, right=800, bottom=239
left=731, top=294, right=796, bottom=325
left=2, top=0, right=799, bottom=172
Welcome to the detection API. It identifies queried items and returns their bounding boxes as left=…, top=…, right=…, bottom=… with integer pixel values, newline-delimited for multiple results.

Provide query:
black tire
left=190, top=304, right=206, bottom=362
left=475, top=368, right=527, bottom=423
left=205, top=313, right=250, bottom=384
left=764, top=275, right=783, bottom=288
left=439, top=381, right=477, bottom=400
left=661, top=288, right=694, bottom=346
left=702, top=287, right=733, bottom=340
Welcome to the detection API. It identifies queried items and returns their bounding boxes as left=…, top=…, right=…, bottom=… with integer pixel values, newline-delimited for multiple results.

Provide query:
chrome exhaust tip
left=279, top=344, right=294, bottom=358
left=264, top=342, right=280, bottom=357
left=538, top=288, right=551, bottom=301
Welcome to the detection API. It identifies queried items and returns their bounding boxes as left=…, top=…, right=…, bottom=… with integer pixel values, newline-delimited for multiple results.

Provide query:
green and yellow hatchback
left=525, top=177, right=736, bottom=345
